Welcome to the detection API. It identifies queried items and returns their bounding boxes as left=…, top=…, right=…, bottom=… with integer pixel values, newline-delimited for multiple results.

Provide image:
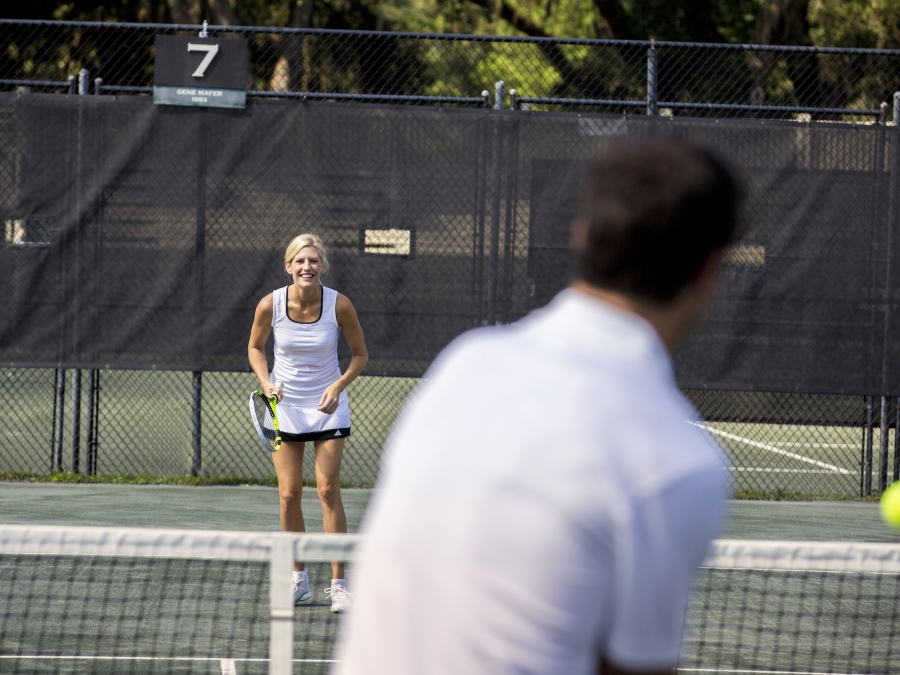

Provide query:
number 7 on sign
left=187, top=43, right=219, bottom=78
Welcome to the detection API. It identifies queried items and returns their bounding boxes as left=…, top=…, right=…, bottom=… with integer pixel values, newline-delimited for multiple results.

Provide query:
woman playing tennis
left=248, top=233, right=368, bottom=613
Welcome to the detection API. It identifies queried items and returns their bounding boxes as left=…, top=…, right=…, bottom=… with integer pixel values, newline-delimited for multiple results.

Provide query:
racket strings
left=252, top=394, right=278, bottom=449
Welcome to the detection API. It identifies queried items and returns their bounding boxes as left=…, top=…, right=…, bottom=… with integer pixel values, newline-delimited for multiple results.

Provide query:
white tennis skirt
left=277, top=396, right=351, bottom=443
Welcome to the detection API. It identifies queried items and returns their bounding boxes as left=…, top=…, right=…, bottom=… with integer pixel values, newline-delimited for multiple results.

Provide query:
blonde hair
left=284, top=233, right=329, bottom=276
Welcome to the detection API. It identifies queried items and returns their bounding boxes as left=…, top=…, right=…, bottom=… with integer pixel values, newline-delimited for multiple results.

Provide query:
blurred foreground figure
left=334, top=140, right=742, bottom=675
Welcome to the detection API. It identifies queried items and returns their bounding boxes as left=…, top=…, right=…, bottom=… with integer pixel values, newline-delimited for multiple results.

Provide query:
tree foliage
left=4, top=0, right=899, bottom=115
left=7, top=0, right=900, bottom=51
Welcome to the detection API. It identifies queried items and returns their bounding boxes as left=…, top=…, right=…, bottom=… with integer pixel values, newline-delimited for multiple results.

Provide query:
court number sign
left=153, top=35, right=248, bottom=109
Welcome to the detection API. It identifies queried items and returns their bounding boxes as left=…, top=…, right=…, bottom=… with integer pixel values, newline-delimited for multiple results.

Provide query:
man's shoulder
left=613, top=391, right=727, bottom=501
left=425, top=322, right=533, bottom=376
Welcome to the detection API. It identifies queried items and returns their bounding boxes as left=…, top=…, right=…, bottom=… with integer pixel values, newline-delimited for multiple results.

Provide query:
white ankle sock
left=292, top=570, right=308, bottom=583
left=332, top=578, right=346, bottom=588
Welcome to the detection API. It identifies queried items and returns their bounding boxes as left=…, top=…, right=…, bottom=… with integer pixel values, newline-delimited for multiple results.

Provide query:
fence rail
left=2, top=18, right=900, bottom=118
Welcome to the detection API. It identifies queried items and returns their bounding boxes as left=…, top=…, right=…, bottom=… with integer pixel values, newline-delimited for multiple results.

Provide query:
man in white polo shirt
left=334, top=139, right=742, bottom=675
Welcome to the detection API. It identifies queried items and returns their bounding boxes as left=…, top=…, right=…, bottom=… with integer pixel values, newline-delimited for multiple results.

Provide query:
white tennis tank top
left=271, top=285, right=347, bottom=408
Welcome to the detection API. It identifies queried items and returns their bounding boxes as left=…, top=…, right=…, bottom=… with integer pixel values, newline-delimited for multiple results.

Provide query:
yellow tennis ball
left=880, top=482, right=900, bottom=528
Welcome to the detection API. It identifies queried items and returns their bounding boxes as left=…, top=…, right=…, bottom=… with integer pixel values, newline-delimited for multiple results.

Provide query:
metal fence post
left=865, top=396, right=874, bottom=495
left=646, top=41, right=658, bottom=116
left=52, top=369, right=65, bottom=472
left=86, top=75, right=101, bottom=464
left=86, top=370, right=99, bottom=475
left=509, top=88, right=518, bottom=110
left=880, top=396, right=890, bottom=492
left=69, top=68, right=90, bottom=474
left=487, top=82, right=505, bottom=324
left=67, top=75, right=76, bottom=95
left=190, top=109, right=208, bottom=476
left=191, top=372, right=202, bottom=477
left=895, top=395, right=900, bottom=484
left=873, top=102, right=889, bottom=493
left=70, top=369, right=81, bottom=473
left=884, top=94, right=900, bottom=490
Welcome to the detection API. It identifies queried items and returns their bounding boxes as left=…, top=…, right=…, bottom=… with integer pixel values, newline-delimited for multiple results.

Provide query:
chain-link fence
left=3, top=20, right=900, bottom=497
left=2, top=19, right=900, bottom=120
left=2, top=368, right=894, bottom=496
left=0, top=368, right=411, bottom=486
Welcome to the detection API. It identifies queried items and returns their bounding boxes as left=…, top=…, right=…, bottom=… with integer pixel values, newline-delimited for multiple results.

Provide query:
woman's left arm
left=318, top=294, right=369, bottom=414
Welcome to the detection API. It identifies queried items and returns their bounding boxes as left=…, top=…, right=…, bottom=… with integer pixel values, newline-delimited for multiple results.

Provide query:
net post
left=191, top=371, right=202, bottom=476
left=880, top=395, right=890, bottom=492
left=646, top=40, right=658, bottom=116
left=269, top=534, right=294, bottom=675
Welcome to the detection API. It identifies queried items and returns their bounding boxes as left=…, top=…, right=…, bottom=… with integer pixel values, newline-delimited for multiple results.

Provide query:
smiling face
left=285, top=245, right=325, bottom=289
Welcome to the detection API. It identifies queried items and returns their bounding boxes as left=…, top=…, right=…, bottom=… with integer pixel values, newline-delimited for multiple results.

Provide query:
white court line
left=690, top=423, right=853, bottom=475
left=221, top=658, right=237, bottom=675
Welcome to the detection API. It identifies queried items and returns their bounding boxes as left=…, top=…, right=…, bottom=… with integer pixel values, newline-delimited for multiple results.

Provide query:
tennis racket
left=249, top=381, right=282, bottom=453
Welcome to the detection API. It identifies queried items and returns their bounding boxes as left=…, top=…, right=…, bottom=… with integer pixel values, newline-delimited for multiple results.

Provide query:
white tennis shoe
left=325, top=584, right=352, bottom=613
left=292, top=576, right=312, bottom=604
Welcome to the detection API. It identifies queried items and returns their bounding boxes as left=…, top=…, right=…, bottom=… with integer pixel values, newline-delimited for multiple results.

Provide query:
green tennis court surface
left=699, top=421, right=885, bottom=497
left=2, top=482, right=900, bottom=541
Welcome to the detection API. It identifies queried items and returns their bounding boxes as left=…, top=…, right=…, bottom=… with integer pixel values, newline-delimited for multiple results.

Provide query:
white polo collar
left=528, top=288, right=675, bottom=383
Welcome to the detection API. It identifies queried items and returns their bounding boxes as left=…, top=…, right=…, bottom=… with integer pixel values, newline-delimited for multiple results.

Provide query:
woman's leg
left=272, top=440, right=306, bottom=571
left=314, top=437, right=347, bottom=579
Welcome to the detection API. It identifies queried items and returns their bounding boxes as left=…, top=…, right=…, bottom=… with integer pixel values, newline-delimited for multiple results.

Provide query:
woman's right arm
left=248, top=294, right=282, bottom=400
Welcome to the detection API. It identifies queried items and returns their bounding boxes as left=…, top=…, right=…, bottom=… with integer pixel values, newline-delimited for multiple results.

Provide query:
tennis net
left=683, top=539, right=900, bottom=675
left=0, top=525, right=355, bottom=675
left=2, top=528, right=900, bottom=675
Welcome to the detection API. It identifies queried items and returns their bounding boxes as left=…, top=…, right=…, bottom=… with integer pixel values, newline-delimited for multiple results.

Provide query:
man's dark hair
left=575, top=139, right=742, bottom=303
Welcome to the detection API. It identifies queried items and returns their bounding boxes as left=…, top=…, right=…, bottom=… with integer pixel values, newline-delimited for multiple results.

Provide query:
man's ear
left=570, top=218, right=589, bottom=251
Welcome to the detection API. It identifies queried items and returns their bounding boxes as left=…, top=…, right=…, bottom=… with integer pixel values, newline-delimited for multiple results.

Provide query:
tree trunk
left=209, top=0, right=239, bottom=26
left=272, top=1, right=315, bottom=92
left=751, top=0, right=822, bottom=110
